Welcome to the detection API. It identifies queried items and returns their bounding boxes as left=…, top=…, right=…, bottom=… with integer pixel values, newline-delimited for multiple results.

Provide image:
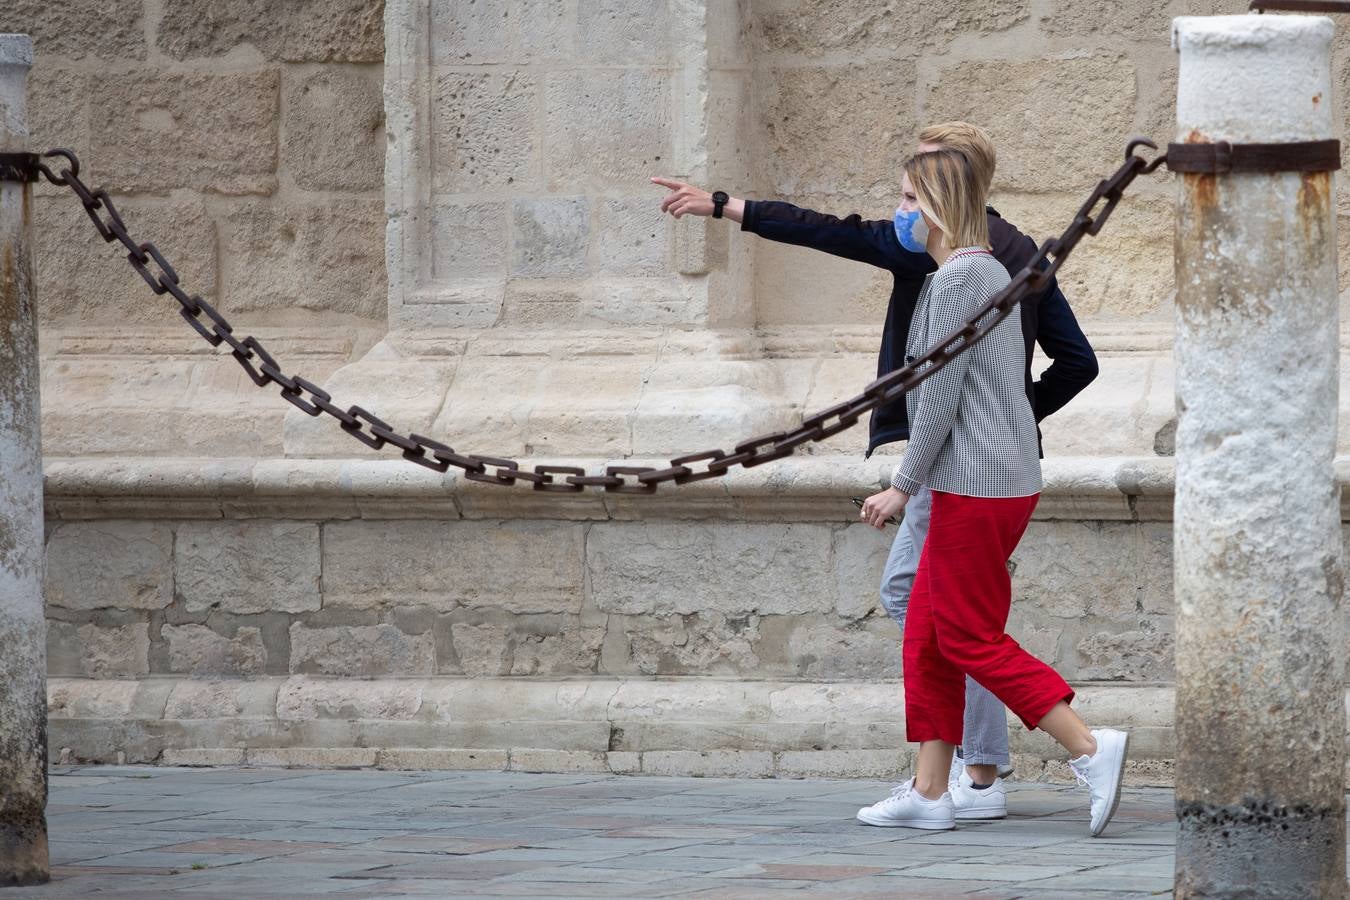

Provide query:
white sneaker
left=856, top=778, right=955, bottom=830
left=1069, top=728, right=1129, bottom=837
left=948, top=755, right=1015, bottom=787
left=950, top=776, right=1007, bottom=820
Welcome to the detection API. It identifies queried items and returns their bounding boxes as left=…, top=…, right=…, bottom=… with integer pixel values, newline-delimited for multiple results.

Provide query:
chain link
left=36, top=140, right=1164, bottom=493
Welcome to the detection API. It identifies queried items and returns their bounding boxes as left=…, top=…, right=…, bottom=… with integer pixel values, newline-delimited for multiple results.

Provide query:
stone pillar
left=1172, top=15, right=1344, bottom=898
left=0, top=33, right=49, bottom=888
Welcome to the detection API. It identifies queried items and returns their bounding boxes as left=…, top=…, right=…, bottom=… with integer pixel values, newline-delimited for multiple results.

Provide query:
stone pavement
left=11, top=766, right=1187, bottom=898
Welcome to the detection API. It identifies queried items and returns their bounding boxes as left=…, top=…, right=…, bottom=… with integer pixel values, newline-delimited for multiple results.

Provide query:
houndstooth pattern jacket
left=890, top=249, right=1043, bottom=499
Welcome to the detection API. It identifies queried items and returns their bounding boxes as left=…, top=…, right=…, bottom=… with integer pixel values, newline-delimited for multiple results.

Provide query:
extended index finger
left=650, top=176, right=685, bottom=190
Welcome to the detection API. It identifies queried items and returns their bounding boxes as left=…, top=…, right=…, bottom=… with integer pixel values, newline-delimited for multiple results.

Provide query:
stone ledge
left=48, top=675, right=1188, bottom=783
left=44, top=455, right=1183, bottom=521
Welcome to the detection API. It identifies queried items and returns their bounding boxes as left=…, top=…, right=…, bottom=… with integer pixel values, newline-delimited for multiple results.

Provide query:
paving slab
left=16, top=765, right=1349, bottom=897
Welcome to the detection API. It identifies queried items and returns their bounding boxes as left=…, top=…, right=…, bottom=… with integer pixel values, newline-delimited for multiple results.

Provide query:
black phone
left=851, top=497, right=900, bottom=527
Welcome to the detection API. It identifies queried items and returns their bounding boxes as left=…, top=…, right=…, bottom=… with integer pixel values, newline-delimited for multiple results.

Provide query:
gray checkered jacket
left=890, top=250, right=1042, bottom=499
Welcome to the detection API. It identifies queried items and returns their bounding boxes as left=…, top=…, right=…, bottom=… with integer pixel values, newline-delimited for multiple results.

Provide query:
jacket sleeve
left=1031, top=277, right=1099, bottom=421
left=891, top=270, right=979, bottom=495
left=741, top=199, right=933, bottom=276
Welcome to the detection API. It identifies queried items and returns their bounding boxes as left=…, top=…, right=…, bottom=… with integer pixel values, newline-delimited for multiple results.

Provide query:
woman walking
left=855, top=148, right=1128, bottom=836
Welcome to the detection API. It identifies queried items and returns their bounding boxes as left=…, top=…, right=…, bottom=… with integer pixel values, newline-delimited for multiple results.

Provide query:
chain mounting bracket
left=0, top=152, right=39, bottom=183
left=1166, top=139, right=1341, bottom=174
left=1251, top=1, right=1350, bottom=12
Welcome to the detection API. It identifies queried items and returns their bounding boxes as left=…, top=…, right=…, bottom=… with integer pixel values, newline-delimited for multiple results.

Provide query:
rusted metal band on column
left=1251, top=0, right=1350, bottom=13
left=1166, top=139, right=1341, bottom=174
left=0, top=152, right=39, bottom=182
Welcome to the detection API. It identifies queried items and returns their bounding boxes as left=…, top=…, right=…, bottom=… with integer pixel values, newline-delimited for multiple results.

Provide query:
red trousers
left=903, top=490, right=1074, bottom=745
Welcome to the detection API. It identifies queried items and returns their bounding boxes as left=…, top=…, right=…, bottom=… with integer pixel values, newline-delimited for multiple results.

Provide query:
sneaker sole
left=855, top=811, right=955, bottom=830
left=1090, top=732, right=1129, bottom=838
left=955, top=806, right=1007, bottom=821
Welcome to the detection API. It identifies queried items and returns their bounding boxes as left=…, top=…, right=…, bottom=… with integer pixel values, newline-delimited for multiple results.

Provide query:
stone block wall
left=40, top=513, right=1173, bottom=684
left=385, top=0, right=755, bottom=329
left=4, top=0, right=388, bottom=328
left=14, top=2, right=1350, bottom=779
left=40, top=457, right=1186, bottom=781
left=747, top=0, right=1229, bottom=326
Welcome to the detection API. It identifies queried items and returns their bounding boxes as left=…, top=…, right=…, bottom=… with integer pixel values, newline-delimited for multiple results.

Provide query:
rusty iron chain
left=36, top=139, right=1165, bottom=493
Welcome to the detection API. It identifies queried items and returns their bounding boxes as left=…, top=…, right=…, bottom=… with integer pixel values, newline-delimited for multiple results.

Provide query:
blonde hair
left=918, top=121, right=996, bottom=196
left=904, top=148, right=991, bottom=251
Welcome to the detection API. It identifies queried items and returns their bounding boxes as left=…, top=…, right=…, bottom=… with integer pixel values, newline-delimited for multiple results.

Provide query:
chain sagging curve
left=27, top=139, right=1166, bottom=493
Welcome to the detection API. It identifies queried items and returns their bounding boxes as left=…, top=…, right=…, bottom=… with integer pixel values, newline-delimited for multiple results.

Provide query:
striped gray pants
left=879, top=485, right=1011, bottom=768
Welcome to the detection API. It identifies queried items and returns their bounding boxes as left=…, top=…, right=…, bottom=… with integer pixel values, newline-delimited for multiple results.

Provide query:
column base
left=0, top=814, right=49, bottom=887
left=1177, top=800, right=1346, bottom=899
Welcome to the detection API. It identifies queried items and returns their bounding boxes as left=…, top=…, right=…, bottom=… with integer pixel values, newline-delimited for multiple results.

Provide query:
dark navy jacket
left=740, top=201, right=1099, bottom=456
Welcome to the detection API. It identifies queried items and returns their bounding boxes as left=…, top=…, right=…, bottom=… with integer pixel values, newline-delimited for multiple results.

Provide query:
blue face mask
left=893, top=206, right=930, bottom=254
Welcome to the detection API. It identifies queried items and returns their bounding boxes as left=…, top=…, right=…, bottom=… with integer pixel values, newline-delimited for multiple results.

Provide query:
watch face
left=712, top=191, right=728, bottom=203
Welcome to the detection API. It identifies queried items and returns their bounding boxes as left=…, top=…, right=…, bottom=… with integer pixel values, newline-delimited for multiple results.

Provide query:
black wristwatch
left=711, top=190, right=729, bottom=219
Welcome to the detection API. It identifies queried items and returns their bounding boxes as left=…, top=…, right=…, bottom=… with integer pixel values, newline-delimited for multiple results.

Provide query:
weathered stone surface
left=87, top=71, right=280, bottom=194
left=175, top=522, right=321, bottom=614
left=754, top=0, right=1030, bottom=54
left=1010, top=521, right=1174, bottom=665
left=26, top=64, right=87, bottom=162
left=775, top=749, right=905, bottom=779
left=430, top=0, right=573, bottom=64
left=0, top=0, right=145, bottom=60
left=577, top=0, right=670, bottom=64
left=512, top=198, right=591, bottom=276
left=544, top=70, right=671, bottom=187
left=587, top=523, right=835, bottom=616
left=1076, top=627, right=1176, bottom=681
left=162, top=624, right=267, bottom=676
left=378, top=748, right=507, bottom=770
left=34, top=195, right=217, bottom=325
left=509, top=748, right=610, bottom=773
left=276, top=677, right=424, bottom=720
left=323, top=520, right=585, bottom=612
left=621, top=612, right=763, bottom=676
left=161, top=748, right=246, bottom=766
left=289, top=623, right=435, bottom=676
left=832, top=524, right=892, bottom=620
left=784, top=618, right=902, bottom=680
left=157, top=0, right=384, bottom=62
left=499, top=280, right=583, bottom=327
left=1045, top=0, right=1229, bottom=41
left=162, top=678, right=277, bottom=718
left=430, top=201, right=509, bottom=280
left=926, top=56, right=1137, bottom=191
left=596, top=196, right=672, bottom=276
left=642, top=750, right=774, bottom=778
left=246, top=747, right=378, bottom=767
left=581, top=277, right=706, bottom=327
left=509, top=624, right=605, bottom=676
left=220, top=199, right=386, bottom=318
left=47, top=680, right=140, bottom=719
left=283, top=67, right=384, bottom=191
left=753, top=222, right=894, bottom=326
left=432, top=71, right=537, bottom=193
left=757, top=63, right=918, bottom=198
left=450, top=623, right=510, bottom=676
left=45, top=521, right=173, bottom=610
left=992, top=195, right=1174, bottom=319
left=47, top=623, right=150, bottom=678
left=282, top=359, right=458, bottom=458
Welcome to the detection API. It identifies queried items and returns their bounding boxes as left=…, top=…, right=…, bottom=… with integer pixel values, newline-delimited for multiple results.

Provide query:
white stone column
left=0, top=32, right=49, bottom=887
left=1172, top=15, right=1344, bottom=898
